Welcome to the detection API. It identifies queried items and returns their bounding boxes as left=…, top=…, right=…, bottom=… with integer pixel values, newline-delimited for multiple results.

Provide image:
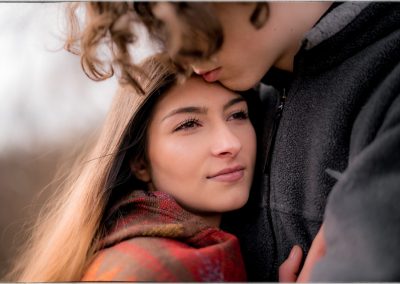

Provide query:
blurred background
left=0, top=3, right=155, bottom=278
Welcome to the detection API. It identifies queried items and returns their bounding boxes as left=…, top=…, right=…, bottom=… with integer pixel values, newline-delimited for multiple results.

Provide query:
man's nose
left=210, top=124, right=242, bottom=158
left=191, top=56, right=218, bottom=75
left=191, top=65, right=203, bottom=75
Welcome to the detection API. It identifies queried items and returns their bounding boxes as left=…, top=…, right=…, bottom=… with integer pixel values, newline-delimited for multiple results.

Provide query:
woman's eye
left=229, top=110, right=249, bottom=121
left=174, top=119, right=201, bottom=132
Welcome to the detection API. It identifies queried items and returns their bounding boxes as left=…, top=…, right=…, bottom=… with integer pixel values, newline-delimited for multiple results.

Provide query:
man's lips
left=196, top=67, right=222, bottom=83
left=207, top=165, right=245, bottom=182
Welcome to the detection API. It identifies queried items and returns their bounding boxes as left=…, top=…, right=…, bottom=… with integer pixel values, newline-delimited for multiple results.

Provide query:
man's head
left=66, top=2, right=332, bottom=92
left=190, top=3, right=332, bottom=90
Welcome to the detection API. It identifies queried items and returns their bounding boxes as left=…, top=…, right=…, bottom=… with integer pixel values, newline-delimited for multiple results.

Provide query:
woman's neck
left=200, top=213, right=222, bottom=228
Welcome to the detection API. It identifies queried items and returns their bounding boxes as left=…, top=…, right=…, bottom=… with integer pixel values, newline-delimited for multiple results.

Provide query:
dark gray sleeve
left=311, top=68, right=400, bottom=281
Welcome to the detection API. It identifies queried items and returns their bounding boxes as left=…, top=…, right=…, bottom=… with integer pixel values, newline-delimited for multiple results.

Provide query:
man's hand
left=279, top=245, right=303, bottom=282
left=279, top=226, right=326, bottom=282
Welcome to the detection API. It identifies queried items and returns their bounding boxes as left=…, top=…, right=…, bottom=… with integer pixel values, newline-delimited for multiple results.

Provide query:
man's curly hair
left=64, top=2, right=268, bottom=94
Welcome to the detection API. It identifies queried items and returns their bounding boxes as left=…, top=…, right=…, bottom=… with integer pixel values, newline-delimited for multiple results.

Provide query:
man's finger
left=279, top=245, right=303, bottom=282
left=297, top=226, right=326, bottom=282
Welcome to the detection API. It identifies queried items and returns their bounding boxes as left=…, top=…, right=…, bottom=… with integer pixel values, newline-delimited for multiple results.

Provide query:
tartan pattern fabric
left=82, top=190, right=246, bottom=281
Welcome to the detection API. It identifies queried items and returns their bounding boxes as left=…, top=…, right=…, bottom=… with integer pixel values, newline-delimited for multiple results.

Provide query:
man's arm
left=311, top=66, right=400, bottom=281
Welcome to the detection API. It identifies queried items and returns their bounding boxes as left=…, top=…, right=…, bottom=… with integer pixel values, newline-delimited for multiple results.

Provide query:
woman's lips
left=208, top=166, right=245, bottom=182
left=201, top=67, right=222, bottom=82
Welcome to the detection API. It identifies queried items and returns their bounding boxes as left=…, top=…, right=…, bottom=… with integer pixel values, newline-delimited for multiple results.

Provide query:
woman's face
left=140, top=77, right=256, bottom=222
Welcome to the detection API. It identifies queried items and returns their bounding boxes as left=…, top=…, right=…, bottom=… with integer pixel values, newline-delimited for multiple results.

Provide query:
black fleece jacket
left=235, top=2, right=400, bottom=281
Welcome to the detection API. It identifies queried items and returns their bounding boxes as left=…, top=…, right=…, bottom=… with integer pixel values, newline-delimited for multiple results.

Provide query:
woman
left=81, top=57, right=259, bottom=281
left=8, top=55, right=261, bottom=281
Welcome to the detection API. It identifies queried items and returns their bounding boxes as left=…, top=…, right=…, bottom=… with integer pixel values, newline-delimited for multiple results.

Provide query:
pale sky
left=0, top=3, right=156, bottom=154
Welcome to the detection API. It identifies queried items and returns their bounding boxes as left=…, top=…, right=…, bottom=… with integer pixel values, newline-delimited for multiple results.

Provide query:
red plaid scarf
left=82, top=190, right=246, bottom=281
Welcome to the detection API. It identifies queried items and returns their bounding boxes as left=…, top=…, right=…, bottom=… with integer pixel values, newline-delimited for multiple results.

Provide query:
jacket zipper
left=277, top=88, right=286, bottom=118
left=264, top=88, right=286, bottom=174
left=261, top=87, right=286, bottom=280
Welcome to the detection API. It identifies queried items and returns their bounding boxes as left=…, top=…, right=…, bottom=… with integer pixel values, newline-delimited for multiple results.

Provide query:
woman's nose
left=210, top=124, right=242, bottom=158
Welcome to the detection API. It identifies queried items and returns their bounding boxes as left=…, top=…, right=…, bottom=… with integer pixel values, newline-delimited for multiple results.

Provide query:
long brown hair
left=7, top=55, right=179, bottom=281
left=8, top=53, right=263, bottom=281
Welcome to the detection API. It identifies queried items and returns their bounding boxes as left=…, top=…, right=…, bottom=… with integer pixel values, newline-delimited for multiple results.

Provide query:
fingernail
left=290, top=245, right=300, bottom=259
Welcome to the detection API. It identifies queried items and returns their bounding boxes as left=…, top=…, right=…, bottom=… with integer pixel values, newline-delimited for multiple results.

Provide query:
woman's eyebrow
left=161, top=96, right=245, bottom=122
left=161, top=106, right=208, bottom=122
left=223, top=97, right=245, bottom=111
